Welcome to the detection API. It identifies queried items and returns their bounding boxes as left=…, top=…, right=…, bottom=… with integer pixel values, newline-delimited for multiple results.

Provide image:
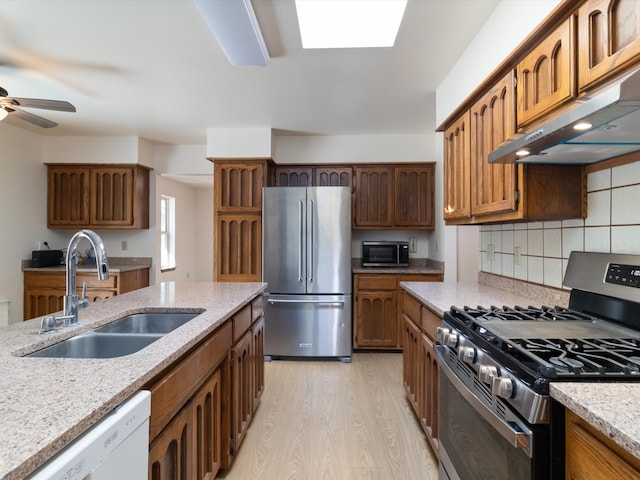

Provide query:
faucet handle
left=39, top=316, right=57, bottom=334
left=78, top=281, right=90, bottom=310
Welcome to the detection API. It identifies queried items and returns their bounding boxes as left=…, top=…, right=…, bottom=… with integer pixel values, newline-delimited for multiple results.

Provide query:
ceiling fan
left=0, top=86, right=76, bottom=128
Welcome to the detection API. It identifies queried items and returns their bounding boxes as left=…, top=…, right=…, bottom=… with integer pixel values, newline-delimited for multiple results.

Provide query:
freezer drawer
left=264, top=294, right=352, bottom=361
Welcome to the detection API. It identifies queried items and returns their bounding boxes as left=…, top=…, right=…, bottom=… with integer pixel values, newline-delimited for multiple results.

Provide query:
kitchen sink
left=93, top=312, right=202, bottom=335
left=27, top=310, right=203, bottom=358
left=27, top=331, right=163, bottom=358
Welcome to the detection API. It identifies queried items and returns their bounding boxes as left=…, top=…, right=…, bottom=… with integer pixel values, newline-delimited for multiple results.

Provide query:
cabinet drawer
left=147, top=321, right=232, bottom=442
left=403, top=293, right=421, bottom=324
left=251, top=295, right=264, bottom=322
left=357, top=275, right=397, bottom=290
left=233, top=305, right=252, bottom=342
left=23, top=271, right=65, bottom=289
left=77, top=272, right=117, bottom=289
left=422, top=306, right=442, bottom=340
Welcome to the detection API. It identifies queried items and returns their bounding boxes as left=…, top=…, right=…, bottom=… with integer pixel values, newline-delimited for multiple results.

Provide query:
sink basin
left=94, top=312, right=201, bottom=335
left=27, top=332, right=163, bottom=358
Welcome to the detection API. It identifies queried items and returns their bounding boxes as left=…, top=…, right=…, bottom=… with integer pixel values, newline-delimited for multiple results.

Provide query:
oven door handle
left=435, top=346, right=534, bottom=458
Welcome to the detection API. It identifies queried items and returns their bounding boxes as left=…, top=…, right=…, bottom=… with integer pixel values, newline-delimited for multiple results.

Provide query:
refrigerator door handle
left=298, top=199, right=304, bottom=283
left=308, top=199, right=314, bottom=283
left=267, top=299, right=345, bottom=306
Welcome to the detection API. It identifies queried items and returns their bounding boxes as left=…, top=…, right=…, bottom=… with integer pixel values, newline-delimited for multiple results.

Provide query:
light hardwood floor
left=219, top=353, right=439, bottom=480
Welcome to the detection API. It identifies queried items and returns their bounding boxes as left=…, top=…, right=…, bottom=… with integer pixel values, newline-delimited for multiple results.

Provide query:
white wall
left=0, top=124, right=46, bottom=324
left=434, top=0, right=561, bottom=283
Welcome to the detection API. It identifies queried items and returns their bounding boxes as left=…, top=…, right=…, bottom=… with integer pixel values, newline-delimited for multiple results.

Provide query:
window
left=160, top=195, right=176, bottom=271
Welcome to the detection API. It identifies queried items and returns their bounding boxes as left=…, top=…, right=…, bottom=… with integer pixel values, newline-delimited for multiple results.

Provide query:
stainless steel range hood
left=489, top=68, right=640, bottom=164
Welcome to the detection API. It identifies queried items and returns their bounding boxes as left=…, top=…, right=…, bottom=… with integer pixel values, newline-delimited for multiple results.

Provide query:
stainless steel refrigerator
left=262, top=186, right=352, bottom=362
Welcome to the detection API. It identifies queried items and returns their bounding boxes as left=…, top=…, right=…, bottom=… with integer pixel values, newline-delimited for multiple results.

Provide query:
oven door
left=435, top=345, right=550, bottom=480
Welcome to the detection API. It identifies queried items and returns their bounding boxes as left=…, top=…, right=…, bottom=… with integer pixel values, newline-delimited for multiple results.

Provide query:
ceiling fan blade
left=8, top=107, right=58, bottom=128
left=7, top=97, right=76, bottom=112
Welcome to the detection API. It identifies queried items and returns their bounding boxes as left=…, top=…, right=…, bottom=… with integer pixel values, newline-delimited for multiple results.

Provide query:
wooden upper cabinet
left=394, top=165, right=435, bottom=229
left=215, top=214, right=261, bottom=282
left=443, top=111, right=471, bottom=221
left=516, top=16, right=576, bottom=128
left=353, top=166, right=394, bottom=227
left=578, top=0, right=640, bottom=92
left=47, top=164, right=150, bottom=229
left=271, top=165, right=353, bottom=187
left=214, top=160, right=267, bottom=212
left=470, top=71, right=518, bottom=217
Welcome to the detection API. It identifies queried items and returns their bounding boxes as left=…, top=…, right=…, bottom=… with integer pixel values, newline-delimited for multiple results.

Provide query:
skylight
left=295, top=0, right=408, bottom=49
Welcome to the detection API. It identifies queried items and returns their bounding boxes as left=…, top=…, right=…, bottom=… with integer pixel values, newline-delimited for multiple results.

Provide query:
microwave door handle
left=435, top=346, right=534, bottom=458
left=298, top=199, right=304, bottom=283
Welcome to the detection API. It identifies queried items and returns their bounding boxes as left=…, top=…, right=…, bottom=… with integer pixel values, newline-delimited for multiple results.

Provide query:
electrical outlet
left=121, top=240, right=128, bottom=251
left=514, top=246, right=521, bottom=265
left=486, top=243, right=495, bottom=261
left=409, top=237, right=417, bottom=253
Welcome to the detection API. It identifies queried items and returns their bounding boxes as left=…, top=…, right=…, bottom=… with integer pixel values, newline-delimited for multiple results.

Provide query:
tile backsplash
left=479, top=160, right=640, bottom=290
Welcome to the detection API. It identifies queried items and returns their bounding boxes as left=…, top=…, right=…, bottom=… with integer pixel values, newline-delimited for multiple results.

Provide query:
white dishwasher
left=28, top=390, right=151, bottom=480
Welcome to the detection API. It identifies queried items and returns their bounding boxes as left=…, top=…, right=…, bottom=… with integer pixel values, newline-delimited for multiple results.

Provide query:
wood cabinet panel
left=47, top=166, right=90, bottom=226
left=443, top=112, right=471, bottom=221
left=232, top=305, right=252, bottom=343
left=314, top=166, right=352, bottom=186
left=356, top=290, right=397, bottom=348
left=214, top=161, right=266, bottom=212
left=251, top=316, right=265, bottom=407
left=402, top=313, right=422, bottom=414
left=353, top=166, right=394, bottom=227
left=215, top=214, right=261, bottom=282
left=420, top=333, right=439, bottom=454
left=517, top=17, right=576, bottom=128
left=231, top=330, right=252, bottom=456
left=273, top=166, right=313, bottom=187
left=47, top=164, right=150, bottom=229
left=578, top=0, right=640, bottom=91
left=470, top=71, right=518, bottom=217
left=394, top=165, right=435, bottom=229
left=192, top=370, right=222, bottom=480
left=149, top=404, right=192, bottom=480
left=566, top=409, right=640, bottom=480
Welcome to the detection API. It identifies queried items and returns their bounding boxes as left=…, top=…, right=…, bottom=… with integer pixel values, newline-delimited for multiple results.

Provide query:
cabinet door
left=578, top=0, right=640, bottom=91
left=353, top=166, right=394, bottom=227
left=192, top=369, right=222, bottom=480
left=517, top=17, right=576, bottom=128
left=273, top=166, right=313, bottom=186
left=314, top=166, right=353, bottom=186
left=394, top=165, right=435, bottom=229
left=355, top=290, right=397, bottom=348
left=90, top=167, right=135, bottom=226
left=251, top=316, right=265, bottom=408
left=24, top=288, right=64, bottom=320
left=149, top=405, right=192, bottom=480
left=231, top=331, right=253, bottom=456
left=215, top=214, right=262, bottom=282
left=443, top=111, right=471, bottom=221
left=402, top=315, right=422, bottom=415
left=47, top=166, right=90, bottom=226
left=421, top=333, right=439, bottom=454
left=470, top=71, right=518, bottom=217
left=214, top=161, right=265, bottom=212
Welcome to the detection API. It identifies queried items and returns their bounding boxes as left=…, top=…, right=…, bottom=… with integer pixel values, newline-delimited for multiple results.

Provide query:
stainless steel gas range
left=435, top=251, right=640, bottom=480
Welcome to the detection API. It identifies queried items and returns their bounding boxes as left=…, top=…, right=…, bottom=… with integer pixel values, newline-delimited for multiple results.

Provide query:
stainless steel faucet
left=63, top=229, right=110, bottom=326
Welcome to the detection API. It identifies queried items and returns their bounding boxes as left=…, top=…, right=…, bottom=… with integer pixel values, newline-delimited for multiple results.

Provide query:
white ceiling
left=0, top=0, right=499, bottom=146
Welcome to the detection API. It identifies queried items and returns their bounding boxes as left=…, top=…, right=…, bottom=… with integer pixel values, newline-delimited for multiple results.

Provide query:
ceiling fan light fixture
left=194, top=0, right=270, bottom=67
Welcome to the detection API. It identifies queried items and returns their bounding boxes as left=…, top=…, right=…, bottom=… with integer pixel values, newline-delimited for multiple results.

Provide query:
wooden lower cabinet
left=402, top=292, right=440, bottom=455
left=566, top=409, right=640, bottom=480
left=23, top=268, right=150, bottom=320
left=353, top=273, right=443, bottom=350
left=146, top=295, right=265, bottom=478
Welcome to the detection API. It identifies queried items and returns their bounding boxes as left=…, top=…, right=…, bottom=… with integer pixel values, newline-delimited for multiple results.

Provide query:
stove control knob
left=435, top=327, right=449, bottom=343
left=492, top=376, right=514, bottom=399
left=479, top=365, right=498, bottom=384
left=457, top=346, right=476, bottom=364
left=445, top=332, right=458, bottom=348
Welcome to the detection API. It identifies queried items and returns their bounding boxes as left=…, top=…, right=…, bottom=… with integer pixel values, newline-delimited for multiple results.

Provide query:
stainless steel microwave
left=361, top=241, right=409, bottom=267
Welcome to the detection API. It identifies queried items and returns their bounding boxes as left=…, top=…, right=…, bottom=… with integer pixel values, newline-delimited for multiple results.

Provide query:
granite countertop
left=22, top=256, right=152, bottom=273
left=352, top=258, right=444, bottom=275
left=0, top=281, right=266, bottom=480
left=400, top=279, right=640, bottom=461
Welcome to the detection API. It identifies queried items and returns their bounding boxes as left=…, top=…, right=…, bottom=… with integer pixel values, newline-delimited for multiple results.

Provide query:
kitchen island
left=0, top=281, right=266, bottom=480
left=400, top=279, right=640, bottom=466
